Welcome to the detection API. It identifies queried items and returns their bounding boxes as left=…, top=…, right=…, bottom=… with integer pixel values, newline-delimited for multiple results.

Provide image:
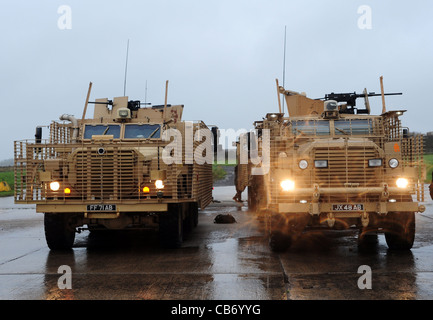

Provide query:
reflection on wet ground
left=0, top=187, right=433, bottom=300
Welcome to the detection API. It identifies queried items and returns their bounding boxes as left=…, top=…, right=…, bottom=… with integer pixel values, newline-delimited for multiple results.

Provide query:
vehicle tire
left=357, top=228, right=378, bottom=251
left=268, top=214, right=291, bottom=252
left=248, top=175, right=265, bottom=213
left=191, top=202, right=199, bottom=227
left=384, top=212, right=415, bottom=250
left=183, top=203, right=195, bottom=235
left=159, top=204, right=183, bottom=248
left=269, top=230, right=291, bottom=252
left=247, top=186, right=257, bottom=212
left=44, top=213, right=76, bottom=250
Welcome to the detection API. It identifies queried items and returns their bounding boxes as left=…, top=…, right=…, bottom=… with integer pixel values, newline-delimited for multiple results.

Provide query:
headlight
left=396, top=178, right=409, bottom=188
left=368, top=159, right=383, bottom=167
left=298, top=160, right=308, bottom=170
left=280, top=179, right=295, bottom=191
left=314, top=160, right=328, bottom=168
left=389, top=158, right=399, bottom=168
left=155, top=180, right=164, bottom=189
left=49, top=181, right=60, bottom=191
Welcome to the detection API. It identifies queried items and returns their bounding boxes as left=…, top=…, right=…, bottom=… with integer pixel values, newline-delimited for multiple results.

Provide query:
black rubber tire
left=247, top=186, right=257, bottom=212
left=191, top=202, right=199, bottom=227
left=384, top=212, right=415, bottom=250
left=357, top=228, right=379, bottom=252
left=269, top=230, right=291, bottom=252
left=159, top=204, right=183, bottom=248
left=182, top=203, right=195, bottom=235
left=268, top=214, right=291, bottom=252
left=44, top=213, right=76, bottom=250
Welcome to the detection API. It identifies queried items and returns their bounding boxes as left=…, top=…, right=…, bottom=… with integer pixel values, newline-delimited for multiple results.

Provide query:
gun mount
left=317, top=91, right=402, bottom=115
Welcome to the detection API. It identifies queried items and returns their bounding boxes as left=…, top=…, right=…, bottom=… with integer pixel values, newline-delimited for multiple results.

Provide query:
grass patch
left=0, top=170, right=14, bottom=197
left=212, top=165, right=227, bottom=181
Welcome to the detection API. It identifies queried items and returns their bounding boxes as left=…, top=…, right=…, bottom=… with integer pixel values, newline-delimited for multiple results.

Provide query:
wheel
left=269, top=230, right=291, bottom=252
left=183, top=203, right=197, bottom=235
left=159, top=204, right=183, bottom=248
left=384, top=212, right=415, bottom=250
left=268, top=214, right=291, bottom=252
left=247, top=186, right=257, bottom=212
left=268, top=212, right=309, bottom=252
left=248, top=175, right=265, bottom=213
left=191, top=202, right=199, bottom=227
left=357, top=228, right=378, bottom=251
left=44, top=213, right=76, bottom=250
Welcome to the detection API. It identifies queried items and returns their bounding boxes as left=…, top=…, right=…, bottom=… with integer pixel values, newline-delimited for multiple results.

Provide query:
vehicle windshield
left=124, top=124, right=161, bottom=139
left=291, top=120, right=330, bottom=136
left=83, top=124, right=121, bottom=139
left=334, top=119, right=373, bottom=135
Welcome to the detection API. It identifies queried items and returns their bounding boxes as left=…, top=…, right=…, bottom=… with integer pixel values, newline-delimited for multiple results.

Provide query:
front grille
left=74, top=149, right=136, bottom=200
left=314, top=146, right=380, bottom=188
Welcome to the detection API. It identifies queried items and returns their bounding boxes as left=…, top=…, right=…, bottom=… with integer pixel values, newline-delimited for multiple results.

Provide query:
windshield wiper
left=293, top=128, right=306, bottom=135
left=149, top=127, right=160, bottom=138
left=335, top=127, right=349, bottom=135
left=102, top=126, right=110, bottom=135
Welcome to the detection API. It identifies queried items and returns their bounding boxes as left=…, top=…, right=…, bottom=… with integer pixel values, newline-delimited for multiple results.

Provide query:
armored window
left=83, top=124, right=121, bottom=139
left=124, top=124, right=161, bottom=139
left=334, top=119, right=372, bottom=136
left=351, top=119, right=373, bottom=135
left=316, top=121, right=331, bottom=136
left=291, top=120, right=330, bottom=136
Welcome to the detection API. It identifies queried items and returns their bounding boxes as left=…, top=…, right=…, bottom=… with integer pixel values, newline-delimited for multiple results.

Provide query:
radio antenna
left=145, top=80, right=148, bottom=105
left=282, top=26, right=287, bottom=114
left=123, top=39, right=130, bottom=96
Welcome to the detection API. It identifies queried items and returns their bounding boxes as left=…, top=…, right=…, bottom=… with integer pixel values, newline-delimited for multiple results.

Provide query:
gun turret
left=317, top=91, right=402, bottom=114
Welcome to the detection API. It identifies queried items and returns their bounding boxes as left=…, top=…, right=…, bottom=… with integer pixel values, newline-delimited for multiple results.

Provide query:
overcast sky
left=1, top=0, right=432, bottom=160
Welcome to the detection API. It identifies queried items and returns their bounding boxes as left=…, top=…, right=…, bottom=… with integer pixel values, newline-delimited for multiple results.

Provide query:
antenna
left=380, top=75, right=386, bottom=114
left=81, top=81, right=93, bottom=122
left=282, top=26, right=287, bottom=114
left=276, top=78, right=282, bottom=113
left=123, top=39, right=130, bottom=96
left=163, top=80, right=169, bottom=120
left=145, top=80, right=148, bottom=105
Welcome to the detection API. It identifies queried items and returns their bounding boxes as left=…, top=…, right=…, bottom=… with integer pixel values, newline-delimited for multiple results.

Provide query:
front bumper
left=278, top=201, right=423, bottom=215
left=276, top=184, right=425, bottom=215
left=36, top=203, right=168, bottom=216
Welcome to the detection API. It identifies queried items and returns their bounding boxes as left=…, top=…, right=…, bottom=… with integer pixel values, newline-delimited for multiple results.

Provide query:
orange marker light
left=142, top=186, right=150, bottom=193
left=64, top=188, right=71, bottom=194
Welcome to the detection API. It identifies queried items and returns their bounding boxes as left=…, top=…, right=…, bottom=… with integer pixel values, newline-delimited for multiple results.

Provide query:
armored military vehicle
left=235, top=78, right=425, bottom=251
left=14, top=82, right=213, bottom=250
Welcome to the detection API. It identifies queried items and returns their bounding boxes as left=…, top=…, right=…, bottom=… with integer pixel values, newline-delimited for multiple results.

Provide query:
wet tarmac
left=0, top=186, right=433, bottom=300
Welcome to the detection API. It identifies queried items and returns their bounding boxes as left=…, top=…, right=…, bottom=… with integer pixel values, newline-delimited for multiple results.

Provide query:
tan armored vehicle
left=14, top=82, right=213, bottom=250
left=235, top=78, right=425, bottom=251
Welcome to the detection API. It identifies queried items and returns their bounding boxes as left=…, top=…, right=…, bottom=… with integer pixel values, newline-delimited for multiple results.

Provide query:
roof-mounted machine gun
left=317, top=90, right=402, bottom=114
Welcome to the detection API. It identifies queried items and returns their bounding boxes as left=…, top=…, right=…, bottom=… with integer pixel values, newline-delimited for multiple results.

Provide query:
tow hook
left=361, top=212, right=369, bottom=227
left=327, top=213, right=335, bottom=227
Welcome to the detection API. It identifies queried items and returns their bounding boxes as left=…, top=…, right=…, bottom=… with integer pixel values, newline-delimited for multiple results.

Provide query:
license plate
left=332, top=204, right=364, bottom=211
left=86, top=204, right=117, bottom=211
